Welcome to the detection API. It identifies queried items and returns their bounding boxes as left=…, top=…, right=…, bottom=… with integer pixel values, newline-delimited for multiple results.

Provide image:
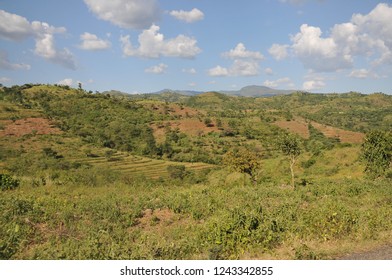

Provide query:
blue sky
left=1, top=0, right=391, bottom=94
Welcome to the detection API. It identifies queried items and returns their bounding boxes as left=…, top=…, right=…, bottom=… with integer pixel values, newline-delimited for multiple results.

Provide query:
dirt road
left=339, top=244, right=392, bottom=260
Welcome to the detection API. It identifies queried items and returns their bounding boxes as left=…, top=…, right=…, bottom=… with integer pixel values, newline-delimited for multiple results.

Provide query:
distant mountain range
left=103, top=85, right=297, bottom=98
left=219, top=85, right=296, bottom=97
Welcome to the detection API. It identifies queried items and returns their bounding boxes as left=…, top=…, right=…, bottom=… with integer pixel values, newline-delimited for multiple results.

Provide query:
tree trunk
left=290, top=156, right=296, bottom=189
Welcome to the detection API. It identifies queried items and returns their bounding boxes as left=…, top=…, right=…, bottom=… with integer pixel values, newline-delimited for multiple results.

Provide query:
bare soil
left=273, top=117, right=364, bottom=143
left=0, top=117, right=62, bottom=137
left=339, top=244, right=392, bottom=260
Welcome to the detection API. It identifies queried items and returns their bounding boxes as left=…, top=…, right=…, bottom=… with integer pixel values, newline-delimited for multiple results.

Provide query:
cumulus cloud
left=57, top=78, right=73, bottom=86
left=120, top=24, right=201, bottom=58
left=230, top=60, right=260, bottom=76
left=84, top=0, right=160, bottom=29
left=182, top=68, right=196, bottom=74
left=34, top=31, right=77, bottom=70
left=0, top=51, right=31, bottom=70
left=79, top=32, right=111, bottom=50
left=269, top=44, right=289, bottom=60
left=273, top=3, right=392, bottom=74
left=145, top=63, right=168, bottom=74
left=0, top=10, right=76, bottom=69
left=303, top=79, right=326, bottom=91
left=170, top=8, right=204, bottom=23
left=222, top=43, right=264, bottom=60
left=263, top=77, right=294, bottom=88
left=0, top=10, right=32, bottom=41
left=264, top=67, right=274, bottom=75
left=291, top=24, right=352, bottom=72
left=348, top=68, right=372, bottom=79
left=209, top=43, right=263, bottom=77
left=208, top=60, right=259, bottom=77
left=208, top=65, right=229, bottom=77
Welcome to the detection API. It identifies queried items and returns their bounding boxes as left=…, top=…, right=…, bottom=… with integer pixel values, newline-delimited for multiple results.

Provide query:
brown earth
left=273, top=118, right=364, bottom=143
left=151, top=119, right=222, bottom=141
left=0, top=117, right=62, bottom=137
left=339, top=244, right=392, bottom=260
left=310, top=121, right=364, bottom=143
left=274, top=119, right=310, bottom=138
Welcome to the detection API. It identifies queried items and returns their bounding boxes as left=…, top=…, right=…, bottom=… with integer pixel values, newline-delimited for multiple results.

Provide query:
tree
left=223, top=148, right=261, bottom=184
left=361, top=130, right=392, bottom=177
left=167, top=165, right=186, bottom=180
left=278, top=134, right=302, bottom=188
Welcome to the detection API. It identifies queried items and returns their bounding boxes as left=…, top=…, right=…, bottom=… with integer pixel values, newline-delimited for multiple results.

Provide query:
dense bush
left=0, top=174, right=20, bottom=191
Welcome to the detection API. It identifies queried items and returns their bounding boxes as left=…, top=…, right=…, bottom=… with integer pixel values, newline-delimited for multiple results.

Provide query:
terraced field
left=71, top=152, right=215, bottom=179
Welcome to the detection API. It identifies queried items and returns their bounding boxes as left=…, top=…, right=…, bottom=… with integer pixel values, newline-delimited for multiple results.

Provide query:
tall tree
left=278, top=133, right=302, bottom=188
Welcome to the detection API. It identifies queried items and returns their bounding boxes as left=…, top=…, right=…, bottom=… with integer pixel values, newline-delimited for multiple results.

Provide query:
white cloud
left=268, top=44, right=289, bottom=60
left=209, top=43, right=263, bottom=77
left=208, top=65, right=229, bottom=77
left=264, top=67, right=274, bottom=75
left=263, top=77, right=293, bottom=88
left=0, top=51, right=31, bottom=70
left=348, top=69, right=378, bottom=79
left=291, top=24, right=352, bottom=72
left=84, top=0, right=160, bottom=29
left=79, top=32, right=111, bottom=50
left=208, top=60, right=259, bottom=77
left=0, top=10, right=76, bottom=69
left=303, top=79, right=326, bottom=91
left=230, top=60, right=260, bottom=76
left=222, top=43, right=264, bottom=60
left=57, top=78, right=73, bottom=86
left=145, top=63, right=168, bottom=74
left=0, top=9, right=32, bottom=41
left=170, top=8, right=204, bottom=23
left=182, top=68, right=196, bottom=74
left=120, top=24, right=201, bottom=58
left=34, top=32, right=77, bottom=70
left=276, top=3, right=392, bottom=73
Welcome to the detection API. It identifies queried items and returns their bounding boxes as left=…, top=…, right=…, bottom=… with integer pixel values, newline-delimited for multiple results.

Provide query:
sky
left=0, top=0, right=391, bottom=94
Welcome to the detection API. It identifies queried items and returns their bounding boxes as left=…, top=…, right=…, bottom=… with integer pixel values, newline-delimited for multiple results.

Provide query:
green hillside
left=0, top=84, right=391, bottom=260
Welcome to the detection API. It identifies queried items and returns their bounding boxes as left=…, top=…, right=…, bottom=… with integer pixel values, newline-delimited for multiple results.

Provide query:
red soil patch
left=0, top=117, right=62, bottom=137
left=273, top=118, right=364, bottom=143
left=310, top=121, right=364, bottom=143
left=151, top=119, right=221, bottom=141
left=274, top=119, right=310, bottom=139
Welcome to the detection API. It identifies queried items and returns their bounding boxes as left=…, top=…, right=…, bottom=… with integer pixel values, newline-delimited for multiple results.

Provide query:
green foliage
left=361, top=130, right=392, bottom=177
left=279, top=133, right=302, bottom=157
left=0, top=174, right=20, bottom=191
left=167, top=165, right=187, bottom=180
left=223, top=148, right=261, bottom=183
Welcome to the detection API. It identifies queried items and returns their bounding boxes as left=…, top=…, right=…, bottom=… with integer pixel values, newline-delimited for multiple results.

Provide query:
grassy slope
left=1, top=85, right=391, bottom=260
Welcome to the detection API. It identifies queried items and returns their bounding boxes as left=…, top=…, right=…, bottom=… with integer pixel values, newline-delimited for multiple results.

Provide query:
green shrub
left=167, top=165, right=186, bottom=180
left=0, top=174, right=20, bottom=191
